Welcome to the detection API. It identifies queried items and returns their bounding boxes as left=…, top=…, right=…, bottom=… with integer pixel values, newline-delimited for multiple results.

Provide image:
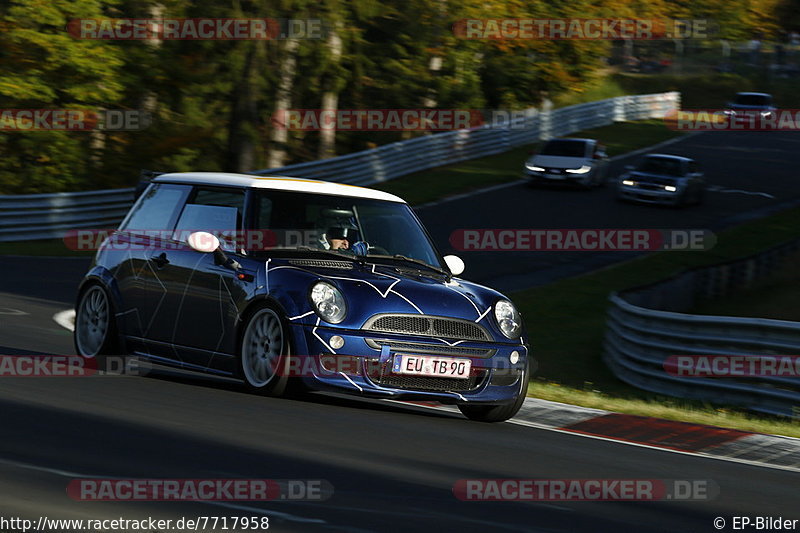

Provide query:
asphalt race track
left=419, top=131, right=800, bottom=291
left=1, top=131, right=799, bottom=532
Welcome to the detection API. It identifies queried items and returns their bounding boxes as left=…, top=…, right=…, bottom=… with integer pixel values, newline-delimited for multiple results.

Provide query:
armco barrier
left=0, top=188, right=135, bottom=242
left=604, top=239, right=800, bottom=418
left=0, top=92, right=679, bottom=242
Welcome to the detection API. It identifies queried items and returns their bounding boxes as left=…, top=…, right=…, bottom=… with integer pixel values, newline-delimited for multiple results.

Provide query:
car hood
left=264, top=258, right=511, bottom=337
left=728, top=104, right=774, bottom=111
left=528, top=155, right=589, bottom=169
left=627, top=171, right=683, bottom=185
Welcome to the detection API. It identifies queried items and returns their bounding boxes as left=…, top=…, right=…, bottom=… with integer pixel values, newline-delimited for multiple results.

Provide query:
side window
left=119, top=183, right=191, bottom=233
left=173, top=187, right=245, bottom=251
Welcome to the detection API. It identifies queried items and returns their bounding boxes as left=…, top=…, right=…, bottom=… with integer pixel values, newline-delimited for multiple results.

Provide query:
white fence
left=253, top=93, right=680, bottom=184
left=0, top=92, right=679, bottom=242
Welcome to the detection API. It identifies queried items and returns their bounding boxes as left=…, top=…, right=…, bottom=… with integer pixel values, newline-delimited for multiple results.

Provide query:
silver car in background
left=617, top=154, right=706, bottom=207
left=523, top=138, right=608, bottom=188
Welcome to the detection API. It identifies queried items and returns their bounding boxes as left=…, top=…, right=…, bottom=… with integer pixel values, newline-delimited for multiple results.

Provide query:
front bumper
left=618, top=185, right=681, bottom=205
left=289, top=324, right=528, bottom=405
left=524, top=169, right=588, bottom=183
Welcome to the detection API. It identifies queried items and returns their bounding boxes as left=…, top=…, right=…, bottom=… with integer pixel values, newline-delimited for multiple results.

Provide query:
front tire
left=239, top=305, right=294, bottom=397
left=458, top=359, right=530, bottom=422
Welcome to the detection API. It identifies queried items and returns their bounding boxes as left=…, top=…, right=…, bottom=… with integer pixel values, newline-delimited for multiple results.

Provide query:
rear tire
left=458, top=359, right=530, bottom=422
left=74, top=284, right=120, bottom=371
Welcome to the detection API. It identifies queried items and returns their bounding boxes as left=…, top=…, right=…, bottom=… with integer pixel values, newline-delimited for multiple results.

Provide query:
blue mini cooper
left=74, top=173, right=530, bottom=422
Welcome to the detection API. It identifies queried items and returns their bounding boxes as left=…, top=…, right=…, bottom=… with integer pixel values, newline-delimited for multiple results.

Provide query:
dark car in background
left=616, top=154, right=706, bottom=206
left=724, top=92, right=776, bottom=118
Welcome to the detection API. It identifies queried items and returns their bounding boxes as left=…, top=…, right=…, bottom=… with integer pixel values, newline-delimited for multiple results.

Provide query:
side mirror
left=443, top=255, right=465, bottom=276
left=187, top=231, right=220, bottom=253
left=188, top=231, right=240, bottom=270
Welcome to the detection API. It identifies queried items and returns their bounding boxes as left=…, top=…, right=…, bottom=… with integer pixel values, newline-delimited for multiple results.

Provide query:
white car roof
left=153, top=172, right=406, bottom=203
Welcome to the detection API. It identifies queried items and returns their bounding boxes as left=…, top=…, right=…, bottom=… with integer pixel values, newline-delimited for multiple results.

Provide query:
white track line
left=392, top=400, right=800, bottom=474
left=53, top=309, right=75, bottom=332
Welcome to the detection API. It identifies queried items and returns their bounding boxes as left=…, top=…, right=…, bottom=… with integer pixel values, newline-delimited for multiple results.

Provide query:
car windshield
left=637, top=157, right=685, bottom=176
left=539, top=140, right=587, bottom=158
left=250, top=190, right=443, bottom=268
left=734, top=94, right=771, bottom=106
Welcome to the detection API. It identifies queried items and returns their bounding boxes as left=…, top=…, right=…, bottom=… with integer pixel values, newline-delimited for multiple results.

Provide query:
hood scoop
left=289, top=259, right=354, bottom=270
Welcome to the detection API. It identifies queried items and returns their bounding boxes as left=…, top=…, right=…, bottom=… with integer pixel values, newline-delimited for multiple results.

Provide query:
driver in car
left=325, top=225, right=356, bottom=250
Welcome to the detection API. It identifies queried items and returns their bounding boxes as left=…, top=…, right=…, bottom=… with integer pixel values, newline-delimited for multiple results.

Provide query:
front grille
left=365, top=338, right=496, bottom=358
left=363, top=314, right=490, bottom=341
left=289, top=259, right=353, bottom=269
left=365, top=359, right=486, bottom=392
left=638, top=183, right=663, bottom=191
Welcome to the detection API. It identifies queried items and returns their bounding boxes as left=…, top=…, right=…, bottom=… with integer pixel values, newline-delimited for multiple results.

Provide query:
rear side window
left=173, top=187, right=245, bottom=251
left=119, top=183, right=190, bottom=233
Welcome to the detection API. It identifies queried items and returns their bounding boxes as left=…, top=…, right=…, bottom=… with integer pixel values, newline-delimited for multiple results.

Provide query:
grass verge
left=0, top=238, right=93, bottom=257
left=514, top=206, right=800, bottom=436
left=689, top=255, right=800, bottom=322
left=373, top=119, right=683, bottom=206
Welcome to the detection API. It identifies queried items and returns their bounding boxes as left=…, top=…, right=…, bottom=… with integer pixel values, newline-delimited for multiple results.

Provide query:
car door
left=687, top=160, right=704, bottom=193
left=145, top=186, right=249, bottom=370
left=592, top=142, right=608, bottom=179
left=113, top=183, right=191, bottom=352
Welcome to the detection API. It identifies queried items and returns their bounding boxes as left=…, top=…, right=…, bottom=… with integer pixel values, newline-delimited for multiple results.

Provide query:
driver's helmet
left=326, top=225, right=359, bottom=242
left=317, top=218, right=359, bottom=250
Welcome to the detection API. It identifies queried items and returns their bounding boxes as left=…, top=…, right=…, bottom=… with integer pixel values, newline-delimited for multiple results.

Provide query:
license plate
left=392, top=355, right=471, bottom=379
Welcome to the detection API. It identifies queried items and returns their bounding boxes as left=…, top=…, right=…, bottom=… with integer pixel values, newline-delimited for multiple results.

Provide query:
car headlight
left=494, top=300, right=521, bottom=339
left=565, top=165, right=592, bottom=174
left=664, top=185, right=678, bottom=192
left=526, top=164, right=545, bottom=172
left=309, top=281, right=347, bottom=324
left=622, top=179, right=636, bottom=186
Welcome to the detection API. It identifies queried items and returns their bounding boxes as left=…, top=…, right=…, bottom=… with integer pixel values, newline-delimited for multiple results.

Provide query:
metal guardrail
left=0, top=92, right=679, bottom=242
left=604, top=239, right=800, bottom=418
left=0, top=188, right=135, bottom=242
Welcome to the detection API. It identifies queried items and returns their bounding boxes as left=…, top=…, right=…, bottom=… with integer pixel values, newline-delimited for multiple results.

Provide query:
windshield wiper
left=368, top=254, right=450, bottom=278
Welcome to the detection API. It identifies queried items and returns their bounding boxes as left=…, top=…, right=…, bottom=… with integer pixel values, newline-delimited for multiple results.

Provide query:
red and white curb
left=401, top=397, right=800, bottom=473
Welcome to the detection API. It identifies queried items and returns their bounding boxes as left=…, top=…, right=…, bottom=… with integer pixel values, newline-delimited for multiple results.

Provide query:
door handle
left=151, top=252, right=170, bottom=268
